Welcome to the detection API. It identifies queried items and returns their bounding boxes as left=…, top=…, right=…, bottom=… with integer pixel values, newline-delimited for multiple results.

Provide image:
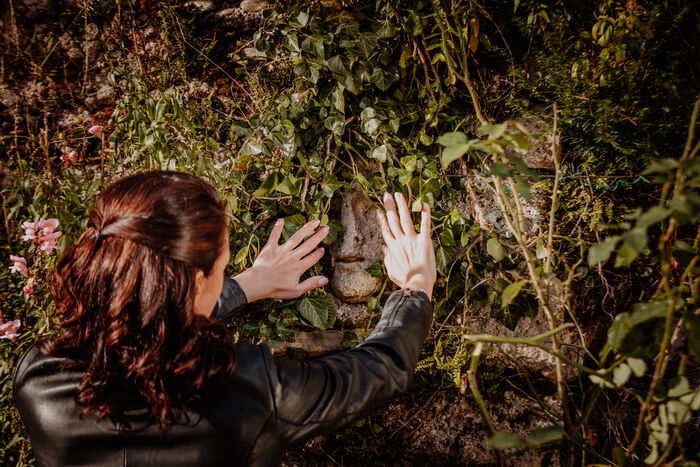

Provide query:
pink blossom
left=0, top=319, right=21, bottom=340
left=88, top=125, right=104, bottom=138
left=23, top=278, right=34, bottom=297
left=39, top=231, right=62, bottom=254
left=61, top=150, right=78, bottom=165
left=21, top=221, right=37, bottom=241
left=9, top=255, right=28, bottom=277
left=20, top=218, right=62, bottom=253
left=37, top=218, right=59, bottom=235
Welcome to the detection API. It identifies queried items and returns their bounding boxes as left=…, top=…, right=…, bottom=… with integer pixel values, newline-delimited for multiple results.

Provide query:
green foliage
left=2, top=0, right=699, bottom=464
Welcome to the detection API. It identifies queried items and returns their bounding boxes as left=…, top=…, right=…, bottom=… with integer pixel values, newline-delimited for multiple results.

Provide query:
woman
left=13, top=170, right=436, bottom=466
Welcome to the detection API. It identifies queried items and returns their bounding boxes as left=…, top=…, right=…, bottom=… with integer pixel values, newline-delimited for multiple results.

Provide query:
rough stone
left=465, top=277, right=582, bottom=381
left=271, top=330, right=346, bottom=357
left=335, top=300, right=369, bottom=325
left=508, top=112, right=560, bottom=171
left=85, top=23, right=99, bottom=40
left=0, top=87, right=17, bottom=109
left=437, top=176, right=547, bottom=239
left=184, top=0, right=216, bottom=12
left=329, top=188, right=383, bottom=303
left=240, top=0, right=268, bottom=12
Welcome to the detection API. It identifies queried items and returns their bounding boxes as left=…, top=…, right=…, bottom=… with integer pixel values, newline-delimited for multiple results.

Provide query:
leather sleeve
left=265, top=289, right=433, bottom=448
left=210, top=277, right=248, bottom=320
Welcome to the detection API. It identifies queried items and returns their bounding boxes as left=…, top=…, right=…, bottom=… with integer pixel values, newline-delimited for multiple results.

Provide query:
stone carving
left=328, top=188, right=383, bottom=303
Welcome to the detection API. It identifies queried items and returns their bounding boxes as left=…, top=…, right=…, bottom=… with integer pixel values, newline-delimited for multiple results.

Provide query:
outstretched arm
left=212, top=218, right=329, bottom=320
left=268, top=192, right=437, bottom=447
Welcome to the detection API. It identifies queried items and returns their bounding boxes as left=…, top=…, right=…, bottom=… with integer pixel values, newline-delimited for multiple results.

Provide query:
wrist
left=403, top=276, right=433, bottom=300
left=233, top=267, right=267, bottom=303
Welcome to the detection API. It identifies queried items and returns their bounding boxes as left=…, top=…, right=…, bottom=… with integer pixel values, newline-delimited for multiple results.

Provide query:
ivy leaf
left=298, top=294, right=337, bottom=329
left=514, top=176, right=532, bottom=202
left=375, top=20, right=396, bottom=39
left=588, top=236, right=620, bottom=266
left=607, top=300, right=668, bottom=357
left=589, top=371, right=615, bottom=389
left=324, top=115, right=346, bottom=136
left=435, top=246, right=452, bottom=275
left=479, top=123, right=507, bottom=139
left=363, top=118, right=381, bottom=136
left=357, top=32, right=378, bottom=57
left=637, top=206, right=670, bottom=229
left=501, top=280, right=527, bottom=307
left=365, top=261, right=384, bottom=278
left=437, top=132, right=468, bottom=146
left=289, top=11, right=309, bottom=28
left=642, top=158, right=678, bottom=175
left=360, top=107, right=376, bottom=119
left=625, top=228, right=648, bottom=252
left=488, top=432, right=526, bottom=449
left=331, top=85, right=345, bottom=113
left=322, top=220, right=343, bottom=245
left=405, top=10, right=423, bottom=35
left=301, top=34, right=325, bottom=59
left=370, top=67, right=398, bottom=91
left=275, top=174, right=299, bottom=195
left=253, top=172, right=278, bottom=196
left=613, top=363, right=632, bottom=387
left=327, top=55, right=348, bottom=76
left=526, top=426, right=563, bottom=446
left=371, top=144, right=388, bottom=162
left=489, top=163, right=512, bottom=178
left=627, top=358, right=647, bottom=377
left=241, top=139, right=264, bottom=156
left=234, top=245, right=249, bottom=266
left=487, top=237, right=504, bottom=261
left=441, top=143, right=472, bottom=168
left=614, top=241, right=640, bottom=268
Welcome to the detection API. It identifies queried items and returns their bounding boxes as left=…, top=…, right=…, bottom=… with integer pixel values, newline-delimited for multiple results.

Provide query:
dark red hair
left=39, top=170, right=236, bottom=430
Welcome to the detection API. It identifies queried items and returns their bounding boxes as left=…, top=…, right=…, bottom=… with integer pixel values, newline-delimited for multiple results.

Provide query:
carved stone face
left=329, top=189, right=383, bottom=303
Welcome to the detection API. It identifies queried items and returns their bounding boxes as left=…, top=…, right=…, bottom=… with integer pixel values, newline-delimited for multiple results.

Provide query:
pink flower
left=20, top=218, right=62, bottom=253
left=0, top=319, right=21, bottom=340
left=21, top=221, right=37, bottom=241
left=23, top=278, right=34, bottom=297
left=88, top=125, right=104, bottom=138
left=61, top=150, right=78, bottom=165
left=39, top=231, right=62, bottom=254
left=37, top=218, right=59, bottom=235
left=9, top=255, right=28, bottom=277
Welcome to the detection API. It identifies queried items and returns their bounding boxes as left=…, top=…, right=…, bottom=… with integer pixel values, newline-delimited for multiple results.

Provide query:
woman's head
left=40, top=170, right=236, bottom=430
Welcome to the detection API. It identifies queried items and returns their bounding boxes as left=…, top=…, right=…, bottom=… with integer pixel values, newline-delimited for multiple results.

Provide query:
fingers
left=420, top=203, right=431, bottom=239
left=266, top=218, right=284, bottom=248
left=394, top=192, right=416, bottom=237
left=295, top=275, right=329, bottom=295
left=299, top=247, right=325, bottom=271
left=383, top=192, right=403, bottom=238
left=376, top=209, right=395, bottom=244
left=284, top=219, right=321, bottom=251
left=292, top=225, right=329, bottom=258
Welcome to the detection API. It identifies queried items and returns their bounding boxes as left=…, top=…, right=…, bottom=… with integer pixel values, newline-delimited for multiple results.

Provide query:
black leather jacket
left=13, top=278, right=433, bottom=466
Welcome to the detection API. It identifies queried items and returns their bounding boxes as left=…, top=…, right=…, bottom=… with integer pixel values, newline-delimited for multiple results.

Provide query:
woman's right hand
left=376, top=192, right=437, bottom=300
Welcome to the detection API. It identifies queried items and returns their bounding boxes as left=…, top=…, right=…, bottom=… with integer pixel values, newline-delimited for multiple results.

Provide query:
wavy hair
left=39, top=170, right=236, bottom=430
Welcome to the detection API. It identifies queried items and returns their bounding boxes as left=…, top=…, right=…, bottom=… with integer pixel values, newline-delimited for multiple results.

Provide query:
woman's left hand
left=233, top=218, right=329, bottom=302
